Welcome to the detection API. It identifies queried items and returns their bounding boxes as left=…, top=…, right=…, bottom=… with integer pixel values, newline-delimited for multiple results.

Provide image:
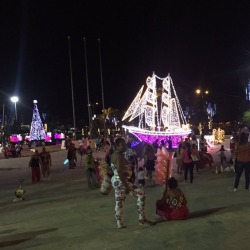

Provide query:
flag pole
left=83, top=38, right=92, bottom=139
left=67, top=36, right=76, bottom=140
left=98, top=38, right=106, bottom=139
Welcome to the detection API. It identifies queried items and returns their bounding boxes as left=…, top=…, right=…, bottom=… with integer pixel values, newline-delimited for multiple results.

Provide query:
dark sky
left=1, top=0, right=250, bottom=124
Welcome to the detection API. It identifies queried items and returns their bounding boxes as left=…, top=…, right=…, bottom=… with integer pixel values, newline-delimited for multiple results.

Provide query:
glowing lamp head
left=33, top=100, right=38, bottom=104
left=195, top=89, right=201, bottom=94
left=10, top=96, right=19, bottom=103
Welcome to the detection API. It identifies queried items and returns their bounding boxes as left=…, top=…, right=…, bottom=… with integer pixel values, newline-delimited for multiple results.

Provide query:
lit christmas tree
left=30, top=100, right=46, bottom=141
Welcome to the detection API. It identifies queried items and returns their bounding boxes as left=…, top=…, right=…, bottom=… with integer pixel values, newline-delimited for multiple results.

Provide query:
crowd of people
left=25, top=126, right=250, bottom=228
left=2, top=143, right=23, bottom=158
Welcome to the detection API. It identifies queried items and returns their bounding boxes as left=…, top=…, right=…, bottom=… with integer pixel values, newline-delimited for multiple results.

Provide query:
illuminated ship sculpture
left=122, top=73, right=191, bottom=147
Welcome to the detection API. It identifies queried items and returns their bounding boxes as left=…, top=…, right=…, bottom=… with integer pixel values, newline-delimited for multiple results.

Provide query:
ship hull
left=123, top=126, right=191, bottom=147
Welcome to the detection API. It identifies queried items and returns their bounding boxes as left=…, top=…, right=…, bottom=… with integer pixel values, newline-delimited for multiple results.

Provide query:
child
left=217, top=145, right=230, bottom=173
left=85, top=146, right=97, bottom=189
left=137, top=167, right=145, bottom=187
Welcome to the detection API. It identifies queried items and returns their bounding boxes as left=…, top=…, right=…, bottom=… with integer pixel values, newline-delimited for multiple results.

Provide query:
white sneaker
left=224, top=167, right=230, bottom=172
left=233, top=188, right=237, bottom=192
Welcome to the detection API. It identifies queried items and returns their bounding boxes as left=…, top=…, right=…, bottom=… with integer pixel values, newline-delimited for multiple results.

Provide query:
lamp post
left=10, top=96, right=19, bottom=120
left=195, top=89, right=209, bottom=133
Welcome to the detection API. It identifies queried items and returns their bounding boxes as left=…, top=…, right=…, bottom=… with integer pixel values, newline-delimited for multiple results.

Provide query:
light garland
left=122, top=86, right=144, bottom=121
left=122, top=73, right=191, bottom=146
left=30, top=101, right=46, bottom=141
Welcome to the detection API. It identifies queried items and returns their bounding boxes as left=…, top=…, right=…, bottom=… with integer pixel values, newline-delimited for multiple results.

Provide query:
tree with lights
left=30, top=100, right=46, bottom=141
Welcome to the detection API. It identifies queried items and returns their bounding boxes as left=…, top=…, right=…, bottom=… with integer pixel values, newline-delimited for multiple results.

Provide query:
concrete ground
left=0, top=140, right=250, bottom=250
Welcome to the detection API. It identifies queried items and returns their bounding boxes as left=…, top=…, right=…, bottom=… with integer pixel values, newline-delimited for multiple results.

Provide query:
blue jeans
left=234, top=161, right=250, bottom=189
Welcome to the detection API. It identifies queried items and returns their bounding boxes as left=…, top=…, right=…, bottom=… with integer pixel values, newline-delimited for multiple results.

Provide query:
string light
left=122, top=73, right=191, bottom=146
left=122, top=86, right=144, bottom=121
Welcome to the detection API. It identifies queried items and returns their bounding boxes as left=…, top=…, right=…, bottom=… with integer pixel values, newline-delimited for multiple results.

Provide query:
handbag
left=100, top=176, right=112, bottom=195
left=191, top=153, right=199, bottom=162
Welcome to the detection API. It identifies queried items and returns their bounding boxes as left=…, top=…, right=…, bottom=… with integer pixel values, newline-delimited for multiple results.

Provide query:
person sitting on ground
left=156, top=177, right=189, bottom=220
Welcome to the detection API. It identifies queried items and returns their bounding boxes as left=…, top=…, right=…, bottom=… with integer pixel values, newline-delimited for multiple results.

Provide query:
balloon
left=155, top=148, right=163, bottom=157
left=162, top=147, right=169, bottom=156
left=156, top=156, right=163, bottom=162
left=155, top=176, right=165, bottom=185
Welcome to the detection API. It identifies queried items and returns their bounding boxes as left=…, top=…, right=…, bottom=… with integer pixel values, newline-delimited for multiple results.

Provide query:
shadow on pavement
left=0, top=228, right=57, bottom=247
left=154, top=206, right=226, bottom=224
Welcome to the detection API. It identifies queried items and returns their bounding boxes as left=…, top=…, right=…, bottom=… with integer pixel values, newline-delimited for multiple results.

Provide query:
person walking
left=143, top=144, right=156, bottom=186
left=182, top=143, right=195, bottom=183
left=67, top=143, right=77, bottom=169
left=40, top=147, right=52, bottom=181
left=111, top=138, right=155, bottom=229
left=85, top=146, right=98, bottom=189
left=137, top=167, right=146, bottom=188
left=29, top=149, right=42, bottom=183
left=191, top=143, right=200, bottom=173
left=176, top=143, right=183, bottom=174
left=217, top=145, right=230, bottom=173
left=233, top=133, right=250, bottom=191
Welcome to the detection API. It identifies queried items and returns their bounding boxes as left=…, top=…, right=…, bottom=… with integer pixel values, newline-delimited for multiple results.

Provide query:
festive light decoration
left=29, top=100, right=46, bottom=141
left=122, top=73, right=190, bottom=146
left=212, top=128, right=225, bottom=144
left=122, top=86, right=144, bottom=121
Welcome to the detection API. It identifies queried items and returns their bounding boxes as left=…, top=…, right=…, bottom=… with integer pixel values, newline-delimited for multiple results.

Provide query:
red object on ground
left=156, top=199, right=189, bottom=220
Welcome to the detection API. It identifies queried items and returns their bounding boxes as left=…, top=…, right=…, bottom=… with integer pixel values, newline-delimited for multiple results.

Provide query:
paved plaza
left=1, top=140, right=250, bottom=250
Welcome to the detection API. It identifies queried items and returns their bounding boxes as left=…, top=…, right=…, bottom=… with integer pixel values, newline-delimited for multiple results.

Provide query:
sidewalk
left=0, top=140, right=249, bottom=250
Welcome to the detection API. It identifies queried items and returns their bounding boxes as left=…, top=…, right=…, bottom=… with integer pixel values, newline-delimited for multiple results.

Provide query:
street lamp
left=195, top=89, right=209, bottom=96
left=194, top=89, right=210, bottom=133
left=10, top=96, right=19, bottom=120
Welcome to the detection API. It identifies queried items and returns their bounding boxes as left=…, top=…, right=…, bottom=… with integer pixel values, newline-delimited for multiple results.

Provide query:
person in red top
left=182, top=143, right=195, bottom=183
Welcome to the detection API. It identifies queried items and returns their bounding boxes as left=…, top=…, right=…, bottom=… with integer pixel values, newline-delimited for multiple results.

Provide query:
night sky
left=1, top=0, right=250, bottom=125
